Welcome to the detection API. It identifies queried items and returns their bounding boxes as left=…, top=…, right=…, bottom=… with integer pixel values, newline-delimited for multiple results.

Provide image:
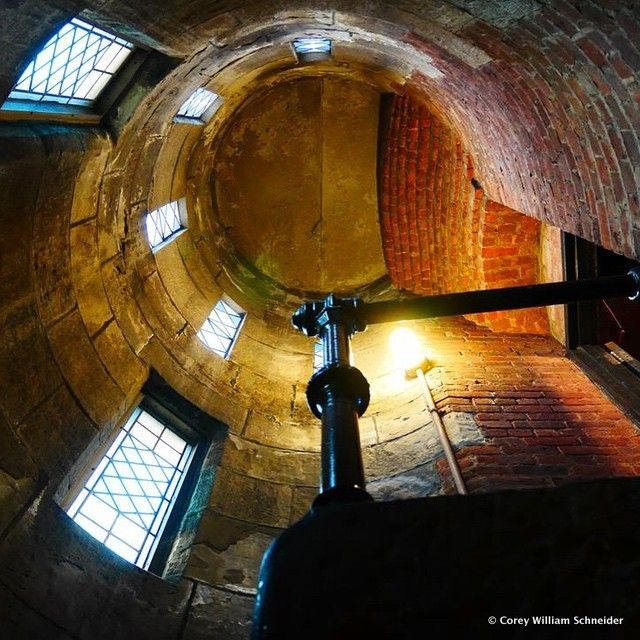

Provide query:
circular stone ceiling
left=211, top=75, right=388, bottom=297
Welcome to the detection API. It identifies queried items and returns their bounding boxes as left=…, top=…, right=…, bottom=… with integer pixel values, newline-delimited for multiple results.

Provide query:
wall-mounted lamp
left=389, top=326, right=428, bottom=373
left=389, top=326, right=467, bottom=495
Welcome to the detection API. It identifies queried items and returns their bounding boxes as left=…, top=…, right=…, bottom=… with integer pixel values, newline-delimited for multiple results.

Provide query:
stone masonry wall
left=4, top=1, right=639, bottom=260
left=0, top=125, right=104, bottom=529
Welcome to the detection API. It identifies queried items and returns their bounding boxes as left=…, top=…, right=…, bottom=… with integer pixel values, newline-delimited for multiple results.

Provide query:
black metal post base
left=312, top=486, right=373, bottom=508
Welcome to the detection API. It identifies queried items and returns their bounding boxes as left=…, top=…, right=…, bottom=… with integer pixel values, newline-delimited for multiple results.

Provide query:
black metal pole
left=320, top=390, right=367, bottom=494
left=294, top=295, right=372, bottom=506
left=321, top=320, right=350, bottom=367
left=362, top=269, right=640, bottom=325
left=251, top=269, right=640, bottom=639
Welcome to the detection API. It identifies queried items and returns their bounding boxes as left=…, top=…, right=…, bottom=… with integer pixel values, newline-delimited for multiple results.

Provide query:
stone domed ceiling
left=211, top=76, right=387, bottom=297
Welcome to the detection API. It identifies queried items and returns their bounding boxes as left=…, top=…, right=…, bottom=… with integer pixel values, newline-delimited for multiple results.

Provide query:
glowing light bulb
left=389, top=327, right=425, bottom=373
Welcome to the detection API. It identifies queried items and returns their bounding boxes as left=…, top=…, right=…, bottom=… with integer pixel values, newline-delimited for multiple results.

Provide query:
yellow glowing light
left=389, top=326, right=425, bottom=372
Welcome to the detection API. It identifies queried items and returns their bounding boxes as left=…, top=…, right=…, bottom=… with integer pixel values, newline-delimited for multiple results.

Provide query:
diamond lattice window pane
left=145, top=199, right=186, bottom=249
left=7, top=17, right=134, bottom=107
left=67, top=408, right=194, bottom=569
left=176, top=88, right=220, bottom=123
left=197, top=299, right=246, bottom=358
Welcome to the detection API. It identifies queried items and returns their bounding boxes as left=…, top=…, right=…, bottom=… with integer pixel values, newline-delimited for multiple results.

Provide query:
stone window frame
left=0, top=14, right=148, bottom=126
left=59, top=371, right=227, bottom=581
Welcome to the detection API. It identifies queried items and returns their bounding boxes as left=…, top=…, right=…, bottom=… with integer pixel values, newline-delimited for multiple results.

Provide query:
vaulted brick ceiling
left=378, top=93, right=549, bottom=334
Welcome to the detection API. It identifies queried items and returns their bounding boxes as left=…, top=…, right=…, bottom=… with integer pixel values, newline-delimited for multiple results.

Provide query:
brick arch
left=402, top=2, right=640, bottom=261
left=379, top=93, right=549, bottom=334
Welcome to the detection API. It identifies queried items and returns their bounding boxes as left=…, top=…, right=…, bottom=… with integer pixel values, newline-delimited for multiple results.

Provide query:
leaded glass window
left=197, top=298, right=245, bottom=358
left=6, top=18, right=134, bottom=107
left=175, top=88, right=221, bottom=124
left=67, top=407, right=195, bottom=569
left=145, top=199, right=187, bottom=250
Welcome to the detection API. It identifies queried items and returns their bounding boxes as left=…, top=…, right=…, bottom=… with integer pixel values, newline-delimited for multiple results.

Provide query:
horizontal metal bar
left=363, top=270, right=640, bottom=325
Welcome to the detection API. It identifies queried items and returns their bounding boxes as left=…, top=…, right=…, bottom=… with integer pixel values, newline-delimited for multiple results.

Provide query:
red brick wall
left=378, top=91, right=639, bottom=494
left=424, top=318, right=640, bottom=493
left=402, top=1, right=640, bottom=260
left=379, top=93, right=475, bottom=294
left=379, top=94, right=548, bottom=334
left=472, top=201, right=549, bottom=334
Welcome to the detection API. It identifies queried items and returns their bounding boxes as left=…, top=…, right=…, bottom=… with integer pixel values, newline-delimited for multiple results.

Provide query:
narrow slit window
left=145, top=199, right=187, bottom=250
left=175, top=88, right=221, bottom=124
left=292, top=37, right=332, bottom=62
left=66, top=407, right=195, bottom=569
left=5, top=17, right=134, bottom=107
left=197, top=298, right=245, bottom=358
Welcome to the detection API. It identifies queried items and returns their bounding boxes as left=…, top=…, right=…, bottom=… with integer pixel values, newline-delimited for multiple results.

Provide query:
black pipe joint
left=306, top=365, right=370, bottom=419
left=292, top=294, right=366, bottom=337
left=291, top=301, right=325, bottom=337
